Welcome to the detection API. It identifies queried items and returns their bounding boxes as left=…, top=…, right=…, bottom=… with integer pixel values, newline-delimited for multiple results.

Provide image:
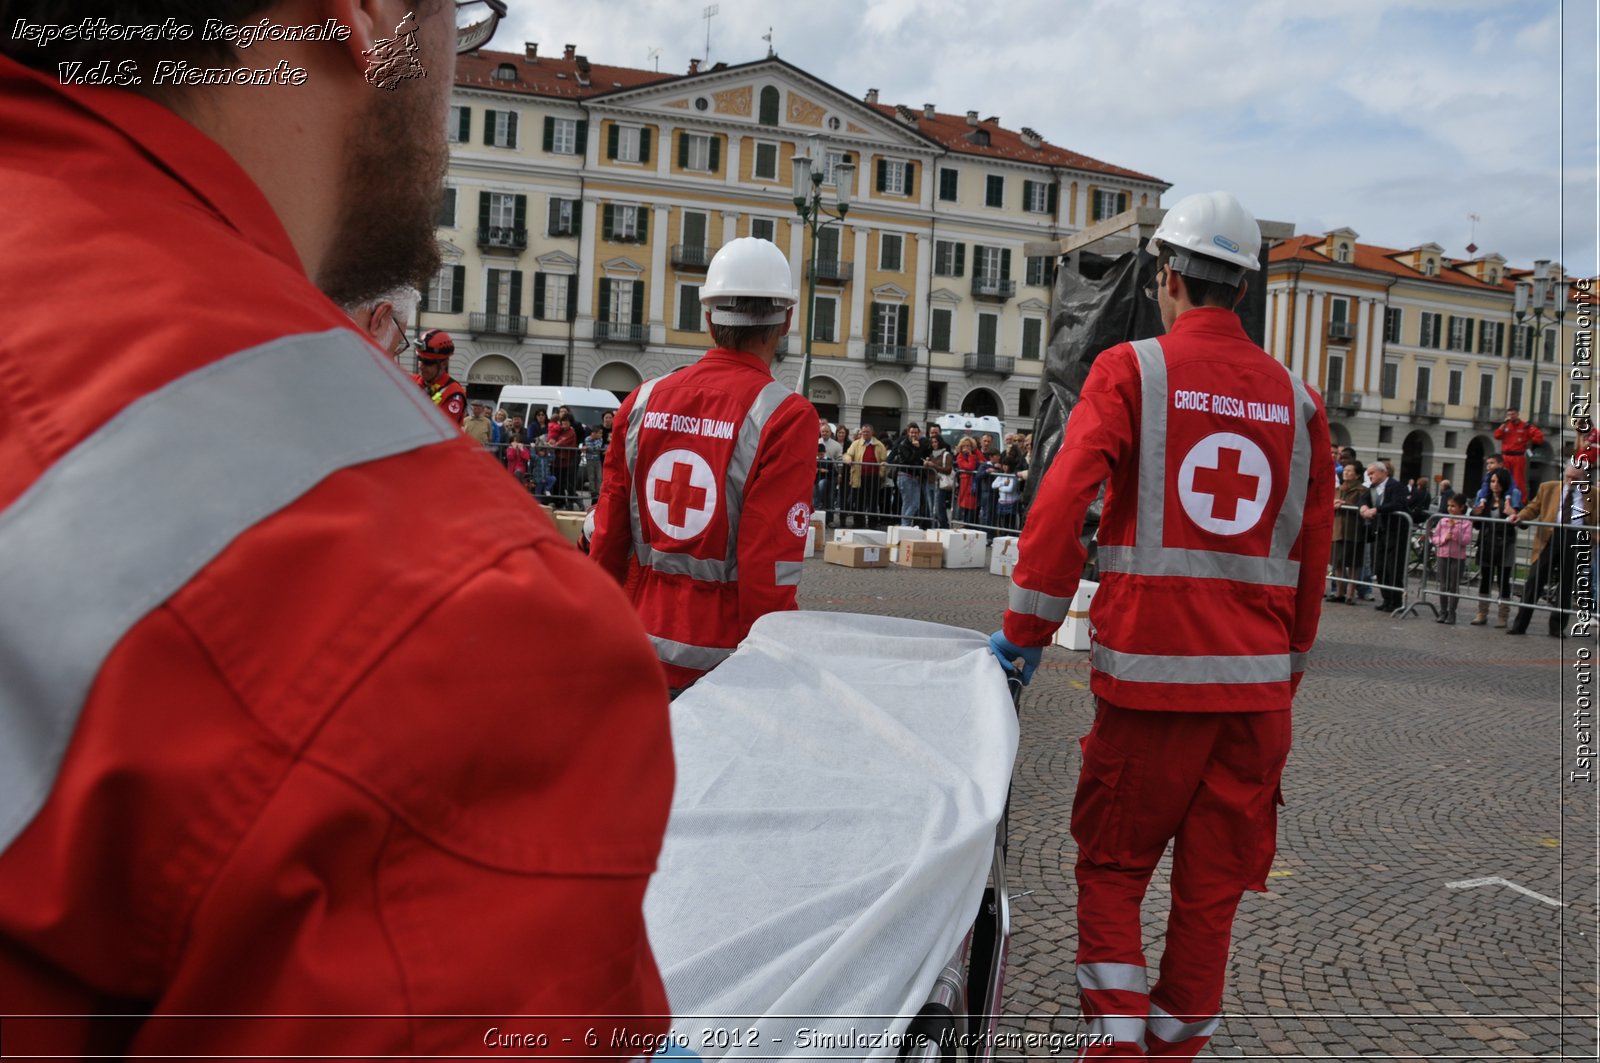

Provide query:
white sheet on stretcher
left=644, top=611, right=1019, bottom=1059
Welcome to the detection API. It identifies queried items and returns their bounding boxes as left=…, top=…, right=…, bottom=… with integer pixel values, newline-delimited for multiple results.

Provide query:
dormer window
left=1336, top=244, right=1351, bottom=263
left=1424, top=259, right=1437, bottom=276
left=492, top=63, right=517, bottom=81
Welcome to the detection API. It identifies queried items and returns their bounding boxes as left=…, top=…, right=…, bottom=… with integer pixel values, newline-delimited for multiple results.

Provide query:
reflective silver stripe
left=1008, top=577, right=1072, bottom=623
left=1086, top=1016, right=1147, bottom=1049
left=1147, top=1006, right=1220, bottom=1044
left=1076, top=962, right=1149, bottom=994
left=1272, top=370, right=1317, bottom=558
left=1096, top=544, right=1300, bottom=587
left=0, top=330, right=455, bottom=855
left=1130, top=338, right=1167, bottom=552
left=649, top=635, right=734, bottom=671
left=624, top=376, right=664, bottom=568
left=635, top=545, right=729, bottom=582
left=1095, top=646, right=1292, bottom=685
left=1290, top=651, right=1308, bottom=673
left=722, top=380, right=796, bottom=579
left=775, top=560, right=804, bottom=587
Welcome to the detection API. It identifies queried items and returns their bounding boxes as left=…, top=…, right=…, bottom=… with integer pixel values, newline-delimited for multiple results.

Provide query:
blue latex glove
left=988, top=630, right=1042, bottom=684
left=652, top=1044, right=703, bottom=1060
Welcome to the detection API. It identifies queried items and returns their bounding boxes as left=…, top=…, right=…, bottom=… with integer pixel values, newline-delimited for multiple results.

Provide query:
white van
left=495, top=386, right=620, bottom=433
left=935, top=413, right=1006, bottom=442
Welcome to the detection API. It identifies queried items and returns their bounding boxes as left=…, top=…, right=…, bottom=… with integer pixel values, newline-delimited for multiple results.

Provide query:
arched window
left=758, top=86, right=780, bottom=126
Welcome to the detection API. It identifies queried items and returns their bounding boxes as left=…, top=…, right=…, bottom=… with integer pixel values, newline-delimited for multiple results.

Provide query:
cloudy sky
left=499, top=0, right=1597, bottom=275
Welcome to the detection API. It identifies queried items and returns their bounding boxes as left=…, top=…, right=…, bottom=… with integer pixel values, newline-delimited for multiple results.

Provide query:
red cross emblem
left=654, top=461, right=709, bottom=527
left=1191, top=447, right=1260, bottom=522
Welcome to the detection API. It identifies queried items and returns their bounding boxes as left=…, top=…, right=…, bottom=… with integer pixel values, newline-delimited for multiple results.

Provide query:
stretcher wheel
left=899, top=1002, right=958, bottom=1061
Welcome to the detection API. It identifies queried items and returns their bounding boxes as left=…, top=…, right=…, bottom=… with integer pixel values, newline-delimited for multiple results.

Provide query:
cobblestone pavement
left=796, top=556, right=1597, bottom=1060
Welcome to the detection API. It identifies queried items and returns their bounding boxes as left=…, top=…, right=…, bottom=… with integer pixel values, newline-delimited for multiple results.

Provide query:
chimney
left=865, top=88, right=879, bottom=104
left=563, top=43, right=576, bottom=60
left=1020, top=126, right=1042, bottom=149
left=688, top=57, right=700, bottom=74
left=524, top=42, right=538, bottom=60
left=575, top=56, right=590, bottom=86
left=966, top=110, right=979, bottom=126
left=894, top=103, right=917, bottom=126
left=923, top=103, right=936, bottom=120
left=984, top=115, right=999, bottom=125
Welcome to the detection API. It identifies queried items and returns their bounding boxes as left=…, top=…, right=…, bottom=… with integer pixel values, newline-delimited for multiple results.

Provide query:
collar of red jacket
left=1166, top=305, right=1252, bottom=340
left=1, top=54, right=302, bottom=274
left=703, top=347, right=778, bottom=376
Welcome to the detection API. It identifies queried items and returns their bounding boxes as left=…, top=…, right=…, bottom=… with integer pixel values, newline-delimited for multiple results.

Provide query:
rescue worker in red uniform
left=989, top=192, right=1333, bottom=1058
left=0, top=3, right=674, bottom=1057
left=1494, top=408, right=1544, bottom=497
left=413, top=327, right=469, bottom=426
left=588, top=238, right=818, bottom=692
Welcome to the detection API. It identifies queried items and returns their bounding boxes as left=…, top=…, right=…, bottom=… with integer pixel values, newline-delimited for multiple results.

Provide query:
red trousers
left=1503, top=453, right=1530, bottom=498
left=1071, top=702, right=1290, bottom=1059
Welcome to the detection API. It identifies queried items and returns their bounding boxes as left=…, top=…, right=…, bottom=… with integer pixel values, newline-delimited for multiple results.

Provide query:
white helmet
left=1147, top=190, right=1261, bottom=284
left=701, top=237, right=797, bottom=326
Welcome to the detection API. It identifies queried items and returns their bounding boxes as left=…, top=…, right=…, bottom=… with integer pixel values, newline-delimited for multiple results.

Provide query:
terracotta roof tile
left=454, top=48, right=676, bottom=99
left=1269, top=235, right=1513, bottom=292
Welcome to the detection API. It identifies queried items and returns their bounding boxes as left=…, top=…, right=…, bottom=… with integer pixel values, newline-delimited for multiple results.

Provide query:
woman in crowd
left=954, top=436, right=982, bottom=523
left=1329, top=462, right=1367, bottom=604
left=1471, top=466, right=1519, bottom=626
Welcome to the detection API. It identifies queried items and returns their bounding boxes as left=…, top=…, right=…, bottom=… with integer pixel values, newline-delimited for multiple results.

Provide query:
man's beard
left=316, top=82, right=447, bottom=307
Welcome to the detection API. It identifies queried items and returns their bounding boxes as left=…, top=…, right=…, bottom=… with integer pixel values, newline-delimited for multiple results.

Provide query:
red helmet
left=416, top=328, right=455, bottom=362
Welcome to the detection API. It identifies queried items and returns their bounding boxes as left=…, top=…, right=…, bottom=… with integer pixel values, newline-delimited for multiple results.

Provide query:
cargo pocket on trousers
left=1071, top=732, right=1131, bottom=865
left=1243, top=784, right=1285, bottom=891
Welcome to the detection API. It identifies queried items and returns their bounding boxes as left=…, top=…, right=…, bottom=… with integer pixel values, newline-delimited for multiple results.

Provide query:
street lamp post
left=1513, top=259, right=1570, bottom=432
left=791, top=137, right=854, bottom=399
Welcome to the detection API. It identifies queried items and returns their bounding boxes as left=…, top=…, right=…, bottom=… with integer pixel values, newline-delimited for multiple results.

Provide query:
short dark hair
left=1158, top=246, right=1242, bottom=309
left=708, top=296, right=785, bottom=352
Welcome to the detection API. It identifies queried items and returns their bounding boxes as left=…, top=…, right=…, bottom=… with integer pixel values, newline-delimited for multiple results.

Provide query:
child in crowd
left=581, top=424, right=607, bottom=501
left=993, top=462, right=1020, bottom=529
left=528, top=442, right=555, bottom=502
left=1430, top=493, right=1474, bottom=625
left=504, top=438, right=531, bottom=482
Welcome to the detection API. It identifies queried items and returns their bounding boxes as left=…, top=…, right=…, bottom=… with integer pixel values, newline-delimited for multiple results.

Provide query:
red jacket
left=0, top=56, right=672, bottom=1056
left=1004, top=308, right=1334, bottom=711
left=589, top=348, right=818, bottom=687
left=1493, top=417, right=1544, bottom=455
left=412, top=371, right=468, bottom=425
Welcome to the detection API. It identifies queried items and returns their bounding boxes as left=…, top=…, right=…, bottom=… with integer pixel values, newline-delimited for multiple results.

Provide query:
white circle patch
left=1177, top=432, right=1271, bottom=536
left=645, top=449, right=719, bottom=540
left=786, top=502, right=812, bottom=538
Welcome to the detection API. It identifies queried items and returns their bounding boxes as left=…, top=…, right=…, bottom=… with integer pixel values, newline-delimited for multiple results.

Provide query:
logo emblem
left=786, top=502, right=812, bottom=538
left=1177, top=433, right=1271, bottom=536
left=644, top=449, right=718, bottom=540
left=1212, top=234, right=1240, bottom=254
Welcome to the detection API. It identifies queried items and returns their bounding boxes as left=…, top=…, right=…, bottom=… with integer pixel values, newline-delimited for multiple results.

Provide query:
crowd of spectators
left=462, top=401, right=615, bottom=509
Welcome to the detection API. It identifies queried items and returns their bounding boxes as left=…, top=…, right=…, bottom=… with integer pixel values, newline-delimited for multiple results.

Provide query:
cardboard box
left=824, top=542, right=888, bottom=568
left=539, top=504, right=556, bottom=522
left=989, top=536, right=1021, bottom=577
left=832, top=529, right=888, bottom=546
left=887, top=524, right=926, bottom=562
left=934, top=528, right=986, bottom=569
left=810, top=512, right=827, bottom=551
left=1053, top=580, right=1099, bottom=651
left=893, top=540, right=944, bottom=568
left=552, top=510, right=587, bottom=546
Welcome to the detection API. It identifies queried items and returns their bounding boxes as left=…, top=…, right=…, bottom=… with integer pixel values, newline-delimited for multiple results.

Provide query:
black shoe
left=1506, top=628, right=1527, bottom=636
left=1444, top=616, right=1456, bottom=625
left=1435, top=615, right=1448, bottom=624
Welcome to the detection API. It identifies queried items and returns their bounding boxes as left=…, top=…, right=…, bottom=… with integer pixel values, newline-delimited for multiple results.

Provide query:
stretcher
left=644, top=612, right=1021, bottom=1060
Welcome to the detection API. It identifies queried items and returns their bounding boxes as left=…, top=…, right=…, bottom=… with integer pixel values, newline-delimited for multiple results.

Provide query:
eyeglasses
left=391, top=321, right=413, bottom=358
left=455, top=0, right=507, bottom=54
left=1143, top=264, right=1167, bottom=303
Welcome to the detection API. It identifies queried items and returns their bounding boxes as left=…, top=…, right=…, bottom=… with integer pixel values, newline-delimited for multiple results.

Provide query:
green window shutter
left=566, top=278, right=578, bottom=321
left=955, top=243, right=966, bottom=277
left=533, top=273, right=547, bottom=319
left=869, top=301, right=882, bottom=345
left=547, top=198, right=560, bottom=234
left=457, top=107, right=470, bottom=143
left=482, top=110, right=494, bottom=146
left=506, top=112, right=518, bottom=147
left=602, top=203, right=615, bottom=240
left=513, top=195, right=526, bottom=232
left=574, top=120, right=588, bottom=154
left=904, top=161, right=914, bottom=194
left=478, top=191, right=490, bottom=232
left=876, top=159, right=888, bottom=193
left=639, top=127, right=652, bottom=163
left=607, top=123, right=619, bottom=160
left=897, top=305, right=909, bottom=344
left=637, top=208, right=648, bottom=243
left=543, top=116, right=555, bottom=152
left=1118, top=191, right=1129, bottom=213
left=678, top=131, right=690, bottom=169
left=708, top=136, right=720, bottom=173
left=1021, top=180, right=1033, bottom=211
left=599, top=277, right=612, bottom=318
left=1047, top=183, right=1058, bottom=215
left=1494, top=322, right=1504, bottom=356
left=508, top=271, right=522, bottom=314
left=631, top=280, right=645, bottom=322
left=817, top=298, right=835, bottom=342
left=1001, top=249, right=1012, bottom=281
left=1464, top=319, right=1474, bottom=349
left=486, top=270, right=501, bottom=315
left=450, top=266, right=465, bottom=314
left=931, top=309, right=950, bottom=351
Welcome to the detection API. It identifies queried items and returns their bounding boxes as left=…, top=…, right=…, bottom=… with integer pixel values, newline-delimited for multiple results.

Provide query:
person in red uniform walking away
left=413, top=327, right=469, bottom=427
left=0, top=1, right=676, bottom=1057
left=1493, top=407, right=1544, bottom=497
left=989, top=191, right=1333, bottom=1059
left=588, top=238, right=818, bottom=694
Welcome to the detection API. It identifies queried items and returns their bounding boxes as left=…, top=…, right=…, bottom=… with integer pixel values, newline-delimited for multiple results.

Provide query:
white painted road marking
left=1445, top=876, right=1566, bottom=908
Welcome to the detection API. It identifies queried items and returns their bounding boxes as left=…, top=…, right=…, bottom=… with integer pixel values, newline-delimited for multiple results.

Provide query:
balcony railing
left=865, top=343, right=918, bottom=367
left=594, top=320, right=649, bottom=345
left=963, top=352, right=1015, bottom=374
left=672, top=244, right=715, bottom=269
left=476, top=226, right=528, bottom=251
left=971, top=276, right=1017, bottom=301
left=1533, top=409, right=1562, bottom=434
left=469, top=312, right=528, bottom=339
left=1410, top=399, right=1444, bottom=421
left=1327, top=321, right=1354, bottom=340
left=1325, top=390, right=1361, bottom=412
left=811, top=259, right=853, bottom=284
left=1474, top=404, right=1500, bottom=427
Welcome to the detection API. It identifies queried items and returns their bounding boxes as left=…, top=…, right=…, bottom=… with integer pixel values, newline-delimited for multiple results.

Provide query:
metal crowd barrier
left=1328, top=503, right=1416, bottom=614
left=1404, top=509, right=1592, bottom=627
left=813, top=457, right=1031, bottom=538
left=475, top=440, right=599, bottom=510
